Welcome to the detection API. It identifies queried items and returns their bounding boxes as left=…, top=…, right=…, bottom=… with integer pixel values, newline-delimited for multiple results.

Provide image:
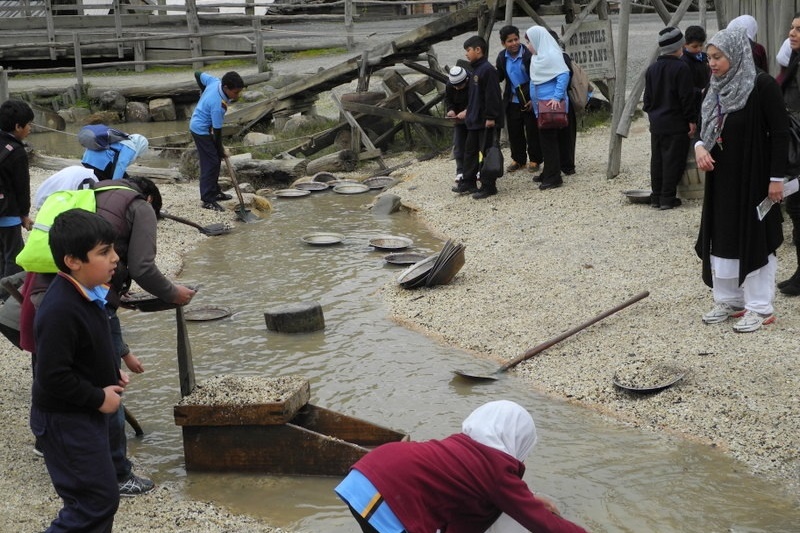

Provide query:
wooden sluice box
left=174, top=375, right=409, bottom=476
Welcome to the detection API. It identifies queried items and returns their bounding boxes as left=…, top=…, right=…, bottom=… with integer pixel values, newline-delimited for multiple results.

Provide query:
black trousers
left=538, top=127, right=562, bottom=185
left=452, top=123, right=467, bottom=175
left=649, top=132, right=689, bottom=204
left=557, top=104, right=577, bottom=173
left=191, top=132, right=223, bottom=203
left=506, top=102, right=541, bottom=166
left=463, top=127, right=495, bottom=186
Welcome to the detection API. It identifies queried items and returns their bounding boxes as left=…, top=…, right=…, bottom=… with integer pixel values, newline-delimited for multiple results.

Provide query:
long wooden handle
left=498, top=291, right=650, bottom=373
left=160, top=211, right=205, bottom=231
left=223, top=154, right=248, bottom=207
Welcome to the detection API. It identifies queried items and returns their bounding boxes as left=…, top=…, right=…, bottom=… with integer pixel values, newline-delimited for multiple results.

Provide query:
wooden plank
left=291, top=404, right=407, bottom=446
left=175, top=306, right=196, bottom=398
left=331, top=92, right=388, bottom=169
left=340, top=99, right=453, bottom=128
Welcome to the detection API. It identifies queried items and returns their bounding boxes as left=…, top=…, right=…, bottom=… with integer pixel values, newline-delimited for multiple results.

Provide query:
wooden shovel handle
left=498, top=291, right=650, bottom=373
left=223, top=154, right=247, bottom=207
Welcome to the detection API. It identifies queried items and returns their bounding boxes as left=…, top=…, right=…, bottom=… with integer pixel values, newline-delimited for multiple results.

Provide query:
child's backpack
left=567, top=60, right=591, bottom=115
left=16, top=185, right=130, bottom=273
left=77, top=124, right=130, bottom=151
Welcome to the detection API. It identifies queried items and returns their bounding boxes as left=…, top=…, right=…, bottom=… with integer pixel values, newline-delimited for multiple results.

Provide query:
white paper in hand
left=757, top=178, right=799, bottom=221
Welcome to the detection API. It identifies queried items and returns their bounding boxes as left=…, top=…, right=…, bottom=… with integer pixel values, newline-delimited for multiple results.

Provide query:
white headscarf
left=461, top=400, right=537, bottom=461
left=700, top=27, right=757, bottom=150
left=727, top=14, right=758, bottom=41
left=777, top=38, right=792, bottom=68
left=525, top=26, right=569, bottom=86
left=119, top=133, right=149, bottom=159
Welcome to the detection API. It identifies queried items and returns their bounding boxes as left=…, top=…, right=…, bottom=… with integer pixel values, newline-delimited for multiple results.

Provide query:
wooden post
left=331, top=92, right=387, bottom=170
left=0, top=68, right=8, bottom=103
left=650, top=0, right=672, bottom=24
left=607, top=0, right=629, bottom=179
left=345, top=0, right=354, bottom=51
left=113, top=0, right=124, bottom=58
left=73, top=32, right=84, bottom=99
left=186, top=0, right=204, bottom=70
left=157, top=0, right=166, bottom=16
left=175, top=307, right=196, bottom=398
left=504, top=0, right=514, bottom=26
left=254, top=18, right=266, bottom=73
left=45, top=0, right=57, bottom=61
left=245, top=0, right=255, bottom=16
left=699, top=0, right=707, bottom=29
left=357, top=51, right=370, bottom=92
left=134, top=33, right=146, bottom=73
left=75, top=0, right=85, bottom=16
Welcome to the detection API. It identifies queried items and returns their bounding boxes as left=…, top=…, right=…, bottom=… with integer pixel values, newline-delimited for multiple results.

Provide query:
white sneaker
left=701, top=303, right=745, bottom=324
left=732, top=310, right=775, bottom=333
left=454, top=173, right=463, bottom=183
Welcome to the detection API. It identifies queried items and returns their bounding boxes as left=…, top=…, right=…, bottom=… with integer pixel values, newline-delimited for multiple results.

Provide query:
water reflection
left=118, top=189, right=799, bottom=532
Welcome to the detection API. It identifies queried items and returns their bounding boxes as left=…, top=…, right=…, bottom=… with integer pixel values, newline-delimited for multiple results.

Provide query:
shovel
left=453, top=291, right=650, bottom=381
left=160, top=211, right=229, bottom=236
left=223, top=154, right=260, bottom=223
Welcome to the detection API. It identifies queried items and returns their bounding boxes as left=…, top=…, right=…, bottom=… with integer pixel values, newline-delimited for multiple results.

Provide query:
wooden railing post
left=0, top=68, right=8, bottom=103
left=134, top=33, right=146, bottom=73
left=73, top=32, right=84, bottom=99
left=113, top=0, right=124, bottom=58
left=254, top=18, right=266, bottom=73
left=344, top=0, right=354, bottom=51
left=245, top=0, right=255, bottom=16
left=45, top=0, right=57, bottom=61
left=186, top=0, right=204, bottom=70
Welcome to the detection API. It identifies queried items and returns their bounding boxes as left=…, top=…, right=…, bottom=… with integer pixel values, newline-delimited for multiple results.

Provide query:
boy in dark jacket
left=444, top=65, right=469, bottom=183
left=496, top=25, right=541, bottom=173
left=30, top=209, right=124, bottom=532
left=0, top=100, right=33, bottom=297
left=681, top=25, right=711, bottom=126
left=453, top=35, right=503, bottom=200
left=643, top=27, right=696, bottom=210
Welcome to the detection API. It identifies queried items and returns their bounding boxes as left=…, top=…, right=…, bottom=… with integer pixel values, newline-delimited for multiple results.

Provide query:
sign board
left=564, top=19, right=616, bottom=80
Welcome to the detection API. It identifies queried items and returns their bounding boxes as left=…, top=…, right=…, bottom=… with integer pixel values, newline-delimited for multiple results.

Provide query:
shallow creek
left=109, top=188, right=800, bottom=533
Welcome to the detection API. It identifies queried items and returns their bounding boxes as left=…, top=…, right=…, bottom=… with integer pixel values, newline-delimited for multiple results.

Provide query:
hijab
left=700, top=27, right=757, bottom=150
left=119, top=133, right=148, bottom=159
left=727, top=14, right=758, bottom=42
left=525, top=26, right=569, bottom=86
left=461, top=400, right=537, bottom=461
left=777, top=38, right=792, bottom=68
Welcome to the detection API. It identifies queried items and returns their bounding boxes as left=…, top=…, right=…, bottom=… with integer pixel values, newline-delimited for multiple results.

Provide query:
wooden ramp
left=224, top=3, right=483, bottom=133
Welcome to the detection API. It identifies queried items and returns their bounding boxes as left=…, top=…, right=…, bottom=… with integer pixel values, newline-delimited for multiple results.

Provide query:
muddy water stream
left=112, top=187, right=798, bottom=532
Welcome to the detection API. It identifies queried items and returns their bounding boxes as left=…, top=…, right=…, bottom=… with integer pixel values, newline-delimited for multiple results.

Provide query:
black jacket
left=0, top=131, right=31, bottom=218
left=496, top=47, right=533, bottom=108
left=643, top=55, right=696, bottom=135
left=465, top=56, right=502, bottom=130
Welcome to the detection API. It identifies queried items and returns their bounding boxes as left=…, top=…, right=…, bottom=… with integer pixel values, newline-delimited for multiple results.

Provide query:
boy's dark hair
left=0, top=100, right=34, bottom=133
left=499, top=25, right=519, bottom=43
left=50, top=209, right=117, bottom=274
left=123, top=176, right=163, bottom=218
left=464, top=35, right=489, bottom=56
left=684, top=25, right=706, bottom=45
left=547, top=29, right=565, bottom=50
left=221, top=71, right=245, bottom=90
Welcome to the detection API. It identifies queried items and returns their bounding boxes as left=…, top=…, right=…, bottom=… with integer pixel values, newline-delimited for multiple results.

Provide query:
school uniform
left=461, top=56, right=502, bottom=191
left=0, top=130, right=30, bottom=285
left=31, top=273, right=120, bottom=532
left=496, top=46, right=541, bottom=168
left=444, top=81, right=469, bottom=176
left=190, top=72, right=233, bottom=203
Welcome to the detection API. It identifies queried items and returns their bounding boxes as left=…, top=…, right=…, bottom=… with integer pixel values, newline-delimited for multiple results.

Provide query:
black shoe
left=779, top=280, right=800, bottom=296
left=472, top=188, right=497, bottom=199
left=202, top=201, right=225, bottom=212
left=563, top=168, right=576, bottom=176
left=539, top=180, right=563, bottom=190
left=532, top=174, right=543, bottom=183
left=778, top=271, right=800, bottom=289
left=452, top=182, right=478, bottom=194
left=660, top=198, right=682, bottom=210
left=215, top=192, right=233, bottom=201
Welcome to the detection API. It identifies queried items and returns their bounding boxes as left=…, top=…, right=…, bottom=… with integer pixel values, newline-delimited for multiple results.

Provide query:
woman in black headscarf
left=694, top=27, right=788, bottom=333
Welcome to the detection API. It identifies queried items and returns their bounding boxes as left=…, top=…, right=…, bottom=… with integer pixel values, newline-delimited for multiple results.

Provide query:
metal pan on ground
left=397, top=254, right=439, bottom=289
left=363, top=176, right=397, bottom=190
left=622, top=189, right=652, bottom=204
left=333, top=183, right=370, bottom=195
left=312, top=172, right=337, bottom=183
left=384, top=252, right=429, bottom=265
left=184, top=305, right=232, bottom=322
left=302, top=232, right=345, bottom=245
left=427, top=244, right=465, bottom=287
left=275, top=189, right=312, bottom=198
left=294, top=181, right=329, bottom=192
left=369, top=235, right=413, bottom=251
left=612, top=362, right=686, bottom=393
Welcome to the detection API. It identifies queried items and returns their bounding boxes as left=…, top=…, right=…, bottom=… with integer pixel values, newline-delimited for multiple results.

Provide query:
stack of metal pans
left=396, top=240, right=466, bottom=289
left=425, top=239, right=465, bottom=287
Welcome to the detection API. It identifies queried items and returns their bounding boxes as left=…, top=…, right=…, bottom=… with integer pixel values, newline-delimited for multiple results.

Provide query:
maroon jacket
left=353, top=433, right=588, bottom=533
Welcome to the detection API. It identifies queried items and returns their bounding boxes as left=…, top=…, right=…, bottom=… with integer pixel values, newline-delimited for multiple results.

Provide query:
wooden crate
left=177, top=403, right=409, bottom=476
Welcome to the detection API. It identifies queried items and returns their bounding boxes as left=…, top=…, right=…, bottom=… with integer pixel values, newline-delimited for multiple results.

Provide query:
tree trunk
left=305, top=150, right=358, bottom=175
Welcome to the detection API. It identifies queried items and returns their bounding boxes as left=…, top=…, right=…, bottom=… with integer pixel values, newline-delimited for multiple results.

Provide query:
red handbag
left=537, top=100, right=569, bottom=129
